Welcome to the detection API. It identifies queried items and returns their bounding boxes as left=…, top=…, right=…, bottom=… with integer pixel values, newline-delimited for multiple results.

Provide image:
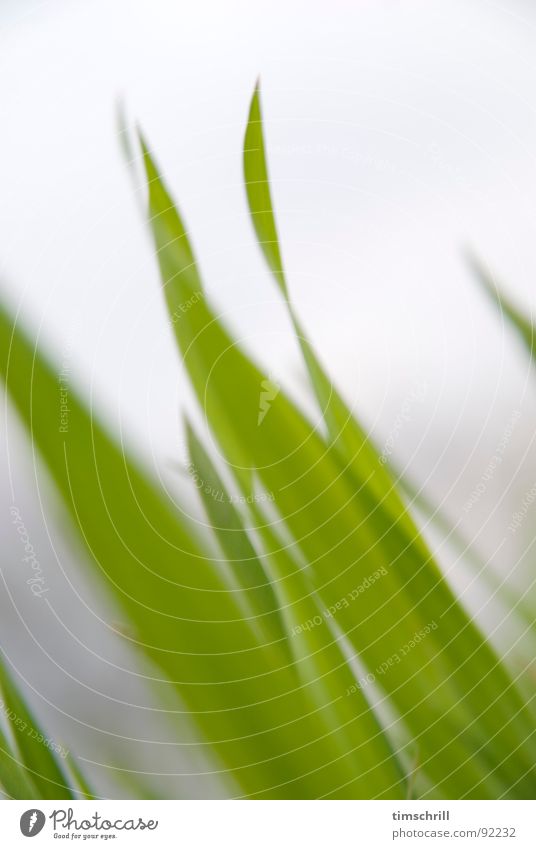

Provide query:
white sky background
left=1, top=0, right=536, bottom=484
left=2, top=0, right=536, bottom=475
left=2, top=0, right=536, bottom=795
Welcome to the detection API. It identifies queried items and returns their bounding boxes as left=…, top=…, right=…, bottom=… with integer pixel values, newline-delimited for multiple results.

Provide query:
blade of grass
left=246, top=493, right=409, bottom=798
left=468, top=253, right=535, bottom=361
left=243, top=83, right=419, bottom=539
left=65, top=754, right=96, bottom=800
left=185, top=419, right=290, bottom=654
left=0, top=723, right=40, bottom=798
left=186, top=421, right=408, bottom=797
left=140, top=134, right=536, bottom=798
left=0, top=301, right=408, bottom=798
left=244, top=87, right=536, bottom=794
left=0, top=658, right=72, bottom=799
left=396, top=464, right=536, bottom=646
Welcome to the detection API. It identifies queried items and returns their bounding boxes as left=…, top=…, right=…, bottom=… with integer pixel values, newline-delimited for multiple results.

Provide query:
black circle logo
left=20, top=810, right=46, bottom=837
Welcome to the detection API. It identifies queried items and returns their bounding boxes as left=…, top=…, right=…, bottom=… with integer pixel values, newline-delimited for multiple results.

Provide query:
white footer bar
left=1, top=800, right=534, bottom=847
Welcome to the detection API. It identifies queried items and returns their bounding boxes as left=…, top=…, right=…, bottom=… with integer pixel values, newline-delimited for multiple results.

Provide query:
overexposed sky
left=2, top=0, right=536, bottom=468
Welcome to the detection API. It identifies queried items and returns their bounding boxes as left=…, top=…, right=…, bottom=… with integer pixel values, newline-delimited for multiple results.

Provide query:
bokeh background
left=1, top=0, right=536, bottom=797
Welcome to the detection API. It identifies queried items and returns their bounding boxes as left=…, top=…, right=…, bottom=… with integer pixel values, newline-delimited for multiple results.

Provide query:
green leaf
left=468, top=252, right=535, bottom=360
left=395, top=464, right=536, bottom=651
left=0, top=659, right=72, bottom=799
left=243, top=84, right=418, bottom=539
left=0, top=723, right=39, bottom=798
left=247, top=494, right=408, bottom=798
left=243, top=87, right=536, bottom=796
left=185, top=419, right=289, bottom=653
left=186, top=421, right=407, bottom=797
left=65, top=754, right=96, bottom=800
left=141, top=130, right=536, bottom=799
left=0, top=302, right=406, bottom=798
left=138, top=138, right=412, bottom=798
left=243, top=80, right=288, bottom=295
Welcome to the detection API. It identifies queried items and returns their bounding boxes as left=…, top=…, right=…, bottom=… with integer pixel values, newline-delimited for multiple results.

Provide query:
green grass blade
left=243, top=80, right=287, bottom=295
left=0, top=723, right=40, bottom=798
left=138, top=139, right=414, bottom=797
left=65, top=754, right=96, bottom=800
left=468, top=253, right=535, bottom=360
left=141, top=137, right=536, bottom=798
left=243, top=90, right=536, bottom=794
left=243, top=84, right=419, bottom=538
left=185, top=420, right=289, bottom=653
left=247, top=495, right=408, bottom=798
left=0, top=305, right=305, bottom=796
left=186, top=421, right=407, bottom=797
left=0, top=659, right=72, bottom=799
left=396, top=465, right=536, bottom=644
left=1, top=302, right=411, bottom=799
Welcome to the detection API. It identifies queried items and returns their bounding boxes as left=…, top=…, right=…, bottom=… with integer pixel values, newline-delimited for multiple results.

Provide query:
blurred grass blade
left=244, top=87, right=536, bottom=792
left=138, top=132, right=253, bottom=490
left=0, top=659, right=72, bottom=799
left=0, top=723, right=39, bottom=798
left=468, top=253, right=535, bottom=360
left=246, top=494, right=408, bottom=798
left=0, top=297, right=410, bottom=798
left=243, top=84, right=418, bottom=538
left=186, top=421, right=407, bottom=797
left=396, top=465, right=536, bottom=647
left=243, top=80, right=287, bottom=294
left=65, top=754, right=96, bottom=800
left=141, top=133, right=536, bottom=798
left=0, top=304, right=370, bottom=798
left=185, top=419, right=289, bottom=653
left=139, top=138, right=413, bottom=798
